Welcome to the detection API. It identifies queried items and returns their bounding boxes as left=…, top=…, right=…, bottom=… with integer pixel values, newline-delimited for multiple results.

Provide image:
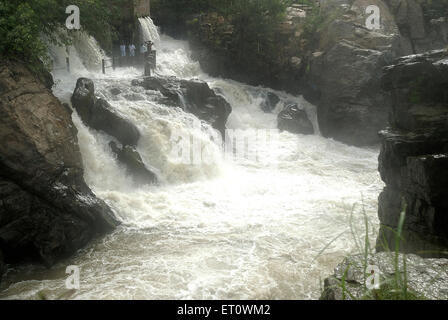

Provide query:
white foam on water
left=0, top=21, right=383, bottom=300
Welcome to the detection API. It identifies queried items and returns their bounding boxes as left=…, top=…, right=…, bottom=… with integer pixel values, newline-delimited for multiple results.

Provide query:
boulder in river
left=0, top=61, right=119, bottom=272
left=109, top=142, right=157, bottom=186
left=72, top=78, right=140, bottom=146
left=377, top=49, right=448, bottom=257
left=132, top=76, right=232, bottom=137
left=277, top=104, right=314, bottom=135
left=261, top=92, right=280, bottom=113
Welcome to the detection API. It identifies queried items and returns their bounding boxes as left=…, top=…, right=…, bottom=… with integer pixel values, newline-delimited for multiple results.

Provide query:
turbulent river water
left=0, top=18, right=383, bottom=299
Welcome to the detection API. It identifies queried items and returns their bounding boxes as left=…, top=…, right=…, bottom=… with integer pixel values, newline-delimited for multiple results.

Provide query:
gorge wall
left=377, top=50, right=448, bottom=257
left=0, top=60, right=119, bottom=284
left=158, top=0, right=448, bottom=146
left=321, top=45, right=448, bottom=301
left=134, top=0, right=151, bottom=17
left=111, top=0, right=151, bottom=50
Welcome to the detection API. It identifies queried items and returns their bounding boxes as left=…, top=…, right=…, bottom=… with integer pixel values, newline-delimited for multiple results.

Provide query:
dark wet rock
left=0, top=61, right=119, bottom=270
left=110, top=87, right=121, bottom=96
left=381, top=50, right=448, bottom=132
left=385, top=0, right=448, bottom=53
left=320, top=252, right=448, bottom=300
left=109, top=142, right=157, bottom=186
left=278, top=104, right=314, bottom=135
left=62, top=103, right=73, bottom=115
left=0, top=249, right=5, bottom=284
left=301, top=2, right=407, bottom=146
left=377, top=50, right=448, bottom=257
left=123, top=93, right=145, bottom=101
left=261, top=92, right=280, bottom=113
left=72, top=78, right=140, bottom=146
left=305, top=39, right=393, bottom=146
left=133, top=76, right=232, bottom=137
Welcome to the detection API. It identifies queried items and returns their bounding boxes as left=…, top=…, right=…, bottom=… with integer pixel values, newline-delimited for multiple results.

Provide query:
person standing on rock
left=120, top=43, right=126, bottom=57
left=140, top=43, right=148, bottom=64
left=129, top=43, right=136, bottom=57
left=140, top=43, right=147, bottom=54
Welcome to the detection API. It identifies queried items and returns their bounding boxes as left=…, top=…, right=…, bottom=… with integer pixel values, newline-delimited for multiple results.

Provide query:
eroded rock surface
left=109, top=142, right=157, bottom=186
left=132, top=76, right=232, bottom=137
left=377, top=50, right=448, bottom=256
left=277, top=104, right=314, bottom=135
left=0, top=61, right=119, bottom=278
left=72, top=78, right=140, bottom=146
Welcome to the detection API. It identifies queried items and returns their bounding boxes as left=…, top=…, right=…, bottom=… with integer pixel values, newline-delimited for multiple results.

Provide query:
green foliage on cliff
left=418, top=0, right=448, bottom=21
left=153, top=0, right=296, bottom=80
left=0, top=0, right=127, bottom=66
left=152, top=0, right=293, bottom=32
left=219, top=0, right=293, bottom=66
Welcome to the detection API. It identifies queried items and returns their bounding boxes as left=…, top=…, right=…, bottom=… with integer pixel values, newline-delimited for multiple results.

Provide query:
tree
left=0, top=0, right=128, bottom=66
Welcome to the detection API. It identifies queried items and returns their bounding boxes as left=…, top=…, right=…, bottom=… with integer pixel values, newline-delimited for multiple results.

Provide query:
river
left=0, top=18, right=382, bottom=300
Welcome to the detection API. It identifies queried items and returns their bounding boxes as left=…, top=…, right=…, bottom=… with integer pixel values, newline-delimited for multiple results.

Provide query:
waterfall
left=0, top=19, right=382, bottom=300
left=138, top=17, right=161, bottom=47
left=47, top=30, right=106, bottom=74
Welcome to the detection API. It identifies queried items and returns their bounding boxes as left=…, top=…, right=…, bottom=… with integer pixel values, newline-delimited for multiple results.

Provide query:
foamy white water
left=0, top=18, right=383, bottom=300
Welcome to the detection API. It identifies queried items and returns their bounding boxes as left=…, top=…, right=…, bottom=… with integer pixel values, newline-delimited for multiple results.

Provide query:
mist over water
left=0, top=18, right=383, bottom=299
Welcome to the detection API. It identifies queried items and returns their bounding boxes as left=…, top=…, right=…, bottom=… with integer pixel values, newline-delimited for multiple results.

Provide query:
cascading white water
left=139, top=17, right=161, bottom=47
left=0, top=19, right=383, bottom=300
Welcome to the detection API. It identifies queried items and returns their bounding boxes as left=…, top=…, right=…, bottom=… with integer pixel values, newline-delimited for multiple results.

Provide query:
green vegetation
left=0, top=0, right=128, bottom=67
left=152, top=0, right=299, bottom=79
left=318, top=200, right=431, bottom=300
left=360, top=205, right=426, bottom=300
left=418, top=0, right=448, bottom=21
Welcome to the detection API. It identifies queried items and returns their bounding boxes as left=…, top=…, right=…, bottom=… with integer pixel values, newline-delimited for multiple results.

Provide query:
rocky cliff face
left=386, top=0, right=448, bottom=53
left=376, top=50, right=448, bottom=257
left=304, top=0, right=415, bottom=146
left=132, top=76, right=232, bottom=138
left=187, top=6, right=309, bottom=94
left=300, top=0, right=447, bottom=146
left=0, top=61, right=119, bottom=283
left=134, top=0, right=150, bottom=18
left=72, top=78, right=158, bottom=187
left=183, top=0, right=448, bottom=146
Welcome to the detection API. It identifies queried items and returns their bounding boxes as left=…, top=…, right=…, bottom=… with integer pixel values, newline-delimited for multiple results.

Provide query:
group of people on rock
left=119, top=41, right=154, bottom=58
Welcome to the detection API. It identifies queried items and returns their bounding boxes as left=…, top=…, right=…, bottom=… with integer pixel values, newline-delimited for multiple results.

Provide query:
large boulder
left=277, top=104, right=314, bottom=135
left=385, top=0, right=448, bottom=53
left=132, top=76, right=232, bottom=137
left=304, top=0, right=412, bottom=146
left=0, top=61, right=119, bottom=270
left=72, top=78, right=140, bottom=146
left=321, top=252, right=448, bottom=300
left=307, top=40, right=391, bottom=145
left=261, top=92, right=280, bottom=113
left=109, top=142, right=157, bottom=186
left=377, top=50, right=448, bottom=257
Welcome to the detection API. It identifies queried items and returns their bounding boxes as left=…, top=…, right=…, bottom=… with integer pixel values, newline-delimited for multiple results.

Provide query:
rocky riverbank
left=0, top=61, right=119, bottom=284
left=376, top=49, right=448, bottom=257
left=155, top=0, right=448, bottom=146
left=320, top=252, right=448, bottom=300
left=320, top=49, right=448, bottom=300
